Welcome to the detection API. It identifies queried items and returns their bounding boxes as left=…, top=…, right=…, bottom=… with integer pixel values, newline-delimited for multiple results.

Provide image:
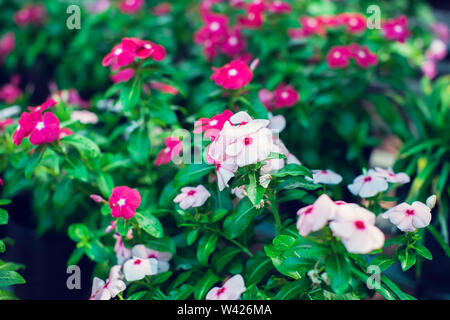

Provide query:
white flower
left=123, top=257, right=158, bottom=282
left=89, top=265, right=126, bottom=300
left=231, top=186, right=246, bottom=199
left=205, top=274, right=246, bottom=300
left=381, top=201, right=432, bottom=232
left=308, top=169, right=342, bottom=185
left=307, top=270, right=321, bottom=285
left=374, top=167, right=410, bottom=184
left=131, top=244, right=173, bottom=273
left=71, top=110, right=99, bottom=124
left=296, top=194, right=337, bottom=236
left=348, top=169, right=388, bottom=198
left=426, top=195, right=437, bottom=209
left=215, top=158, right=238, bottom=191
left=329, top=204, right=385, bottom=254
left=173, top=185, right=211, bottom=209
left=267, top=112, right=286, bottom=133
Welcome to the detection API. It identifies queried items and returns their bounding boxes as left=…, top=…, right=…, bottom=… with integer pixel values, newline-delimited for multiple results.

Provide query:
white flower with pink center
left=205, top=274, right=246, bottom=300
left=89, top=265, right=126, bottom=300
left=330, top=204, right=385, bottom=254
left=123, top=257, right=158, bottom=282
left=131, top=244, right=173, bottom=273
left=348, top=169, right=388, bottom=198
left=296, top=194, right=337, bottom=236
left=374, top=167, right=410, bottom=184
left=173, top=185, right=211, bottom=209
left=215, top=159, right=238, bottom=191
left=308, top=169, right=343, bottom=185
left=381, top=201, right=432, bottom=232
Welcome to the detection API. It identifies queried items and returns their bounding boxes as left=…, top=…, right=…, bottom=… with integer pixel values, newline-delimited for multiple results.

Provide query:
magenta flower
left=326, top=46, right=352, bottom=69
left=348, top=44, right=378, bottom=68
left=121, top=37, right=166, bottom=61
left=210, top=60, right=253, bottom=90
left=155, top=137, right=183, bottom=166
left=102, top=43, right=136, bottom=69
left=119, top=0, right=144, bottom=14
left=238, top=2, right=265, bottom=29
left=273, top=83, right=300, bottom=109
left=382, top=16, right=411, bottom=43
left=28, top=112, right=60, bottom=146
left=267, top=1, right=291, bottom=14
left=0, top=82, right=22, bottom=104
left=110, top=68, right=135, bottom=84
left=221, top=28, right=247, bottom=56
left=109, top=186, right=142, bottom=220
left=14, top=4, right=47, bottom=27
left=0, top=32, right=15, bottom=63
left=193, top=109, right=234, bottom=141
left=0, top=118, right=14, bottom=132
left=338, top=13, right=366, bottom=34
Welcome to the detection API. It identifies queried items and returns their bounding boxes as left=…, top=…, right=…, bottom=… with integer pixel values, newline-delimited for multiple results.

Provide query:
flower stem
left=202, top=225, right=253, bottom=257
left=268, top=191, right=282, bottom=234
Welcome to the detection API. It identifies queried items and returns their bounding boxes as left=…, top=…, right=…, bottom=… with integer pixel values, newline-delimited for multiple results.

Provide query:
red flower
left=382, top=16, right=411, bottom=43
left=111, top=68, right=136, bottom=83
left=348, top=44, right=378, bottom=68
left=194, top=110, right=233, bottom=141
left=109, top=186, right=141, bottom=220
left=210, top=60, right=253, bottom=90
left=122, top=37, right=166, bottom=61
left=28, top=112, right=60, bottom=146
left=338, top=13, right=366, bottom=34
left=267, top=1, right=291, bottom=14
left=326, top=46, right=352, bottom=69
left=155, top=137, right=183, bottom=166
left=119, top=0, right=144, bottom=14
left=273, top=83, right=299, bottom=108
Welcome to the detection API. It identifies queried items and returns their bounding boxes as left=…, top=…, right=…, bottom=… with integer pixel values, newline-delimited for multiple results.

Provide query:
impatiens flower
left=123, top=257, right=158, bottom=281
left=296, top=194, right=337, bottom=236
left=426, top=39, right=447, bottom=61
left=0, top=81, right=22, bottom=104
left=86, top=0, right=111, bottom=14
left=59, top=128, right=74, bottom=139
left=382, top=16, right=411, bottom=43
left=155, top=137, right=183, bottom=166
left=111, top=68, right=135, bottom=83
left=173, top=185, right=211, bottom=210
left=194, top=110, right=234, bottom=141
left=109, top=186, right=141, bottom=219
left=119, top=0, right=144, bottom=14
left=374, top=167, right=410, bottom=184
left=326, top=46, right=352, bottom=69
left=258, top=89, right=275, bottom=110
left=210, top=60, right=253, bottom=90
left=0, top=32, right=15, bottom=63
left=338, top=13, right=366, bottom=34
left=309, top=169, right=343, bottom=185
left=206, top=274, right=246, bottom=300
left=348, top=44, right=378, bottom=68
left=131, top=245, right=173, bottom=273
left=330, top=204, right=385, bottom=254
left=299, top=16, right=327, bottom=37
left=273, top=83, right=300, bottom=109
left=28, top=112, right=60, bottom=145
left=382, top=202, right=432, bottom=232
left=14, top=4, right=47, bottom=27
left=348, top=169, right=388, bottom=198
left=90, top=265, right=126, bottom=300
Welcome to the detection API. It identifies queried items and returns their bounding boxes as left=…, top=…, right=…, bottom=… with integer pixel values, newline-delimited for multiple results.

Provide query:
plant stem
left=202, top=225, right=253, bottom=257
left=268, top=191, right=282, bottom=234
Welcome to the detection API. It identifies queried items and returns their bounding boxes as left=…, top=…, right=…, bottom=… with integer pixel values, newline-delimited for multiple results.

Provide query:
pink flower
left=206, top=274, right=246, bottom=300
left=348, top=169, right=388, bottom=198
left=90, top=194, right=105, bottom=203
left=0, top=178, right=3, bottom=187
left=267, top=1, right=291, bottom=14
left=318, top=15, right=340, bottom=28
left=326, top=46, right=352, bottom=69
left=374, top=167, right=410, bottom=184
left=221, top=28, right=247, bottom=57
left=299, top=16, right=327, bottom=37
left=330, top=204, right=385, bottom=254
left=155, top=137, right=183, bottom=166
left=121, top=37, right=166, bottom=61
left=131, top=245, right=173, bottom=273
left=123, top=257, right=158, bottom=281
left=238, top=2, right=265, bottom=29
left=28, top=112, right=60, bottom=145
left=421, top=60, right=437, bottom=79
left=111, top=68, right=135, bottom=83
left=0, top=82, right=22, bottom=104
left=108, top=186, right=141, bottom=220
left=102, top=44, right=136, bottom=69
left=152, top=3, right=172, bottom=16
left=193, top=110, right=234, bottom=141
left=90, top=265, right=126, bottom=300
left=210, top=60, right=253, bottom=90
left=348, top=44, right=378, bottom=68
left=149, top=81, right=178, bottom=95
left=258, top=89, right=275, bottom=110
left=86, top=0, right=111, bottom=14
left=267, top=113, right=286, bottom=133
left=59, top=128, right=74, bottom=139
left=113, top=233, right=132, bottom=264
left=173, top=185, right=211, bottom=209
left=382, top=16, right=411, bottom=43
left=12, top=112, right=34, bottom=146
left=273, top=83, right=299, bottom=109
left=296, top=194, right=337, bottom=236
left=426, top=39, right=447, bottom=61
left=309, top=170, right=343, bottom=185
left=71, top=110, right=99, bottom=124
left=119, top=0, right=144, bottom=14
left=0, top=118, right=14, bottom=131
left=215, top=159, right=238, bottom=191
left=382, top=202, right=432, bottom=232
left=0, top=32, right=15, bottom=62
left=27, top=98, right=57, bottom=114
left=431, top=22, right=449, bottom=42
left=338, top=13, right=366, bottom=34
left=14, top=4, right=47, bottom=27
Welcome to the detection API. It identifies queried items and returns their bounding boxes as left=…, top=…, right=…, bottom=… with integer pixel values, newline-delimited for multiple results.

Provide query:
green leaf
left=247, top=171, right=265, bottom=207
left=174, top=164, right=214, bottom=187
left=213, top=247, right=241, bottom=273
left=194, top=270, right=219, bottom=300
left=146, top=236, right=176, bottom=254
left=186, top=229, right=199, bottom=245
left=62, top=135, right=101, bottom=159
left=370, top=254, right=395, bottom=271
left=274, top=278, right=310, bottom=300
left=0, top=289, right=18, bottom=300
left=135, top=212, right=164, bottom=238
left=96, top=172, right=114, bottom=198
left=196, top=233, right=218, bottom=266
left=128, top=127, right=150, bottom=164
left=223, top=198, right=260, bottom=239
left=0, top=261, right=25, bottom=272
left=68, top=224, right=91, bottom=242
left=0, top=209, right=8, bottom=225
left=427, top=225, right=450, bottom=257
left=415, top=244, right=432, bottom=260
left=325, top=252, right=350, bottom=294
left=246, top=257, right=273, bottom=285
left=127, top=290, right=148, bottom=300
left=85, top=240, right=110, bottom=263
left=120, top=75, right=141, bottom=112
left=275, top=176, right=321, bottom=192
left=0, top=199, right=11, bottom=206
left=151, top=271, right=173, bottom=285
left=25, top=145, right=47, bottom=179
left=167, top=284, right=194, bottom=300
left=67, top=247, right=85, bottom=266
left=0, top=271, right=25, bottom=287
left=271, top=164, right=312, bottom=178
left=398, top=248, right=416, bottom=271
left=0, top=241, right=4, bottom=253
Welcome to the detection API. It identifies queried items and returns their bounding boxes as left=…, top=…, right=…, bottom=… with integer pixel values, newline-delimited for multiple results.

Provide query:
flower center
left=321, top=170, right=328, bottom=174
left=134, top=259, right=142, bottom=265
left=187, top=190, right=196, bottom=196
left=144, top=43, right=152, bottom=49
left=228, top=36, right=238, bottom=46
left=405, top=209, right=415, bottom=216
left=304, top=206, right=314, bottom=214
left=333, top=51, right=341, bottom=58
left=216, top=287, right=226, bottom=296
left=349, top=18, right=358, bottom=26
left=307, top=18, right=317, bottom=28
left=358, top=51, right=366, bottom=58
left=354, top=220, right=365, bottom=230
left=36, top=121, right=45, bottom=130
left=281, top=91, right=289, bottom=99
left=228, top=69, right=238, bottom=76
left=114, top=48, right=123, bottom=55
left=394, top=25, right=403, bottom=33
left=364, top=176, right=372, bottom=182
left=209, top=119, right=218, bottom=126
left=248, top=13, right=255, bottom=21
left=244, top=137, right=252, bottom=145
left=117, top=198, right=126, bottom=207
left=209, top=22, right=220, bottom=31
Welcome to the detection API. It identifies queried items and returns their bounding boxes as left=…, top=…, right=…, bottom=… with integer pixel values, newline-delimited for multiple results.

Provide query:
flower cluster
left=326, top=44, right=378, bottom=69
left=102, top=37, right=166, bottom=83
